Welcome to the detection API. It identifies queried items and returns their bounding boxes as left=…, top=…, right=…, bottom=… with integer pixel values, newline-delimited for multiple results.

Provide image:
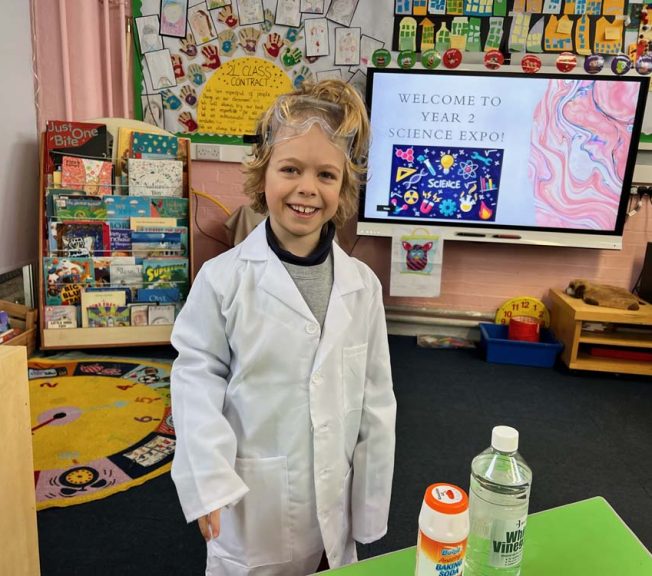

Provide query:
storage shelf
left=550, top=289, right=652, bottom=376
left=41, top=325, right=173, bottom=349
left=572, top=351, right=652, bottom=376
left=580, top=331, right=652, bottom=348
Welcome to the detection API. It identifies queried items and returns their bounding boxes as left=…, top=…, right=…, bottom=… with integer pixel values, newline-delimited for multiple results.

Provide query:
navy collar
left=265, top=219, right=335, bottom=266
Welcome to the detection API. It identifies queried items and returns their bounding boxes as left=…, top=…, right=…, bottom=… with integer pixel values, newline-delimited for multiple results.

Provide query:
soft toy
left=566, top=279, right=641, bottom=310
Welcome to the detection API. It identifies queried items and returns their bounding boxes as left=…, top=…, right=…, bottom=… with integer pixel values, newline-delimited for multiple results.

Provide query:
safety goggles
left=263, top=94, right=356, bottom=158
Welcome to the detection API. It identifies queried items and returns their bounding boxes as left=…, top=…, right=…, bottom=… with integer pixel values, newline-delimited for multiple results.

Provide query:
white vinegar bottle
left=463, top=426, right=532, bottom=576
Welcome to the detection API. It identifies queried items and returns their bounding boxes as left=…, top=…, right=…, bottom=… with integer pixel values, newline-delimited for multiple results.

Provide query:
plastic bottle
left=463, top=426, right=532, bottom=576
left=415, top=483, right=469, bottom=576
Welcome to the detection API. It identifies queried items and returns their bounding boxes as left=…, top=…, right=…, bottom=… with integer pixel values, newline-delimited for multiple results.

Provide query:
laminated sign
left=390, top=227, right=443, bottom=298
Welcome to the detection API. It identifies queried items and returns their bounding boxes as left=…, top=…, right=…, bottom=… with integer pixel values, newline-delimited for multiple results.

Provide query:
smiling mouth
left=289, top=204, right=318, bottom=215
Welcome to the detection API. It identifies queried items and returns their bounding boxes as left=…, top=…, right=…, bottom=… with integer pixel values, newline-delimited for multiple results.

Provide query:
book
left=128, top=158, right=183, bottom=197
left=130, top=304, right=149, bottom=326
left=44, top=305, right=78, bottom=329
left=131, top=131, right=178, bottom=159
left=60, top=156, right=113, bottom=196
left=0, top=327, right=23, bottom=343
left=115, top=126, right=163, bottom=179
left=134, top=225, right=188, bottom=256
left=104, top=196, right=150, bottom=220
left=110, top=264, right=144, bottom=290
left=87, top=305, right=130, bottom=327
left=109, top=228, right=132, bottom=256
left=131, top=231, right=182, bottom=258
left=130, top=216, right=177, bottom=229
left=149, top=197, right=189, bottom=220
left=55, top=221, right=111, bottom=257
left=43, top=120, right=111, bottom=179
left=92, top=256, right=136, bottom=286
left=142, top=258, right=189, bottom=296
left=80, top=289, right=127, bottom=327
left=134, top=287, right=181, bottom=303
left=53, top=194, right=107, bottom=220
left=44, top=257, right=94, bottom=306
left=147, top=304, right=176, bottom=325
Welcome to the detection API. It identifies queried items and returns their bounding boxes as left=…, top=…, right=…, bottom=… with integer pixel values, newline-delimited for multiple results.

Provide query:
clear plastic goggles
left=263, top=94, right=356, bottom=158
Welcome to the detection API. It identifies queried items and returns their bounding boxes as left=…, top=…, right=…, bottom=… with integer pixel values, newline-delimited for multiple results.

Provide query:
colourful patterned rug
left=28, top=357, right=175, bottom=510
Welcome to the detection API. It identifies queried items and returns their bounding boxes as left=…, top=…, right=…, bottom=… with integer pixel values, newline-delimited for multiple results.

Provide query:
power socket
left=194, top=143, right=222, bottom=162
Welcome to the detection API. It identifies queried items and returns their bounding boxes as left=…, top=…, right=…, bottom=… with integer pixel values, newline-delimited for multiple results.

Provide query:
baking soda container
left=463, top=426, right=532, bottom=576
left=415, top=483, right=469, bottom=576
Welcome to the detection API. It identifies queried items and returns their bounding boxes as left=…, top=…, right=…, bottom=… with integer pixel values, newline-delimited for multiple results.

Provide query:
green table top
left=320, top=497, right=652, bottom=575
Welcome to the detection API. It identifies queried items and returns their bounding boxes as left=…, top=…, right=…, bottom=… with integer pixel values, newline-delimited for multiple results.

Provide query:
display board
left=132, top=0, right=652, bottom=144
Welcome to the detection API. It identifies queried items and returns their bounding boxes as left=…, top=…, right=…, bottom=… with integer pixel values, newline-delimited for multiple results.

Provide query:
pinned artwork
left=301, top=0, right=325, bottom=14
left=160, top=0, right=188, bottom=38
left=135, top=15, right=164, bottom=53
left=187, top=3, right=218, bottom=44
left=327, top=0, right=360, bottom=27
left=335, top=27, right=361, bottom=65
left=238, top=0, right=265, bottom=25
left=276, top=0, right=302, bottom=27
left=390, top=227, right=443, bottom=298
left=305, top=18, right=330, bottom=57
left=144, top=49, right=177, bottom=89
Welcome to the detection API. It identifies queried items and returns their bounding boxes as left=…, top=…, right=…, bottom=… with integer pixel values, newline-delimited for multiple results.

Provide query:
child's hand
left=198, top=509, right=221, bottom=542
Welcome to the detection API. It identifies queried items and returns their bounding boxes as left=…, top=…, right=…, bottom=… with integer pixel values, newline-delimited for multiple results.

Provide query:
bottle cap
left=423, top=483, right=469, bottom=515
left=491, top=425, right=519, bottom=452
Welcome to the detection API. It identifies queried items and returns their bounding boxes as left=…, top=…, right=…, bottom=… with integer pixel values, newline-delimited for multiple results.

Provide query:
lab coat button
left=312, top=373, right=323, bottom=385
left=305, top=322, right=318, bottom=334
left=319, top=423, right=329, bottom=432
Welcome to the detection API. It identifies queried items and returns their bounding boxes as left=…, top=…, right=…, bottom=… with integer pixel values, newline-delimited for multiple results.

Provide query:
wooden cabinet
left=0, top=346, right=41, bottom=575
left=549, top=288, right=652, bottom=376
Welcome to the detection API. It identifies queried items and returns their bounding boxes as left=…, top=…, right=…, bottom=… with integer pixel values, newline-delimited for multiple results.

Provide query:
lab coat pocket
left=343, top=344, right=367, bottom=459
left=342, top=344, right=367, bottom=414
left=213, top=456, right=291, bottom=568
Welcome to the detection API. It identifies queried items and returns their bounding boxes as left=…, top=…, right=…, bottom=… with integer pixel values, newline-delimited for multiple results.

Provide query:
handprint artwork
left=238, top=27, right=262, bottom=54
left=264, top=33, right=284, bottom=59
left=217, top=29, right=237, bottom=56
left=178, top=111, right=198, bottom=133
left=201, top=45, right=221, bottom=70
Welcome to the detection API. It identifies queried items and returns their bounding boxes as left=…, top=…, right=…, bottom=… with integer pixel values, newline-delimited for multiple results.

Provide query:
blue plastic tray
left=479, top=323, right=564, bottom=368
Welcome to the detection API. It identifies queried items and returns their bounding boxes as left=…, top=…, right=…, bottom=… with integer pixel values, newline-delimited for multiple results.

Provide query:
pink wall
left=32, top=0, right=652, bottom=315
left=191, top=160, right=652, bottom=314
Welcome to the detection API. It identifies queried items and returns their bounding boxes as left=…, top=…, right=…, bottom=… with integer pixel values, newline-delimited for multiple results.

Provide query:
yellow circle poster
left=198, top=57, right=292, bottom=136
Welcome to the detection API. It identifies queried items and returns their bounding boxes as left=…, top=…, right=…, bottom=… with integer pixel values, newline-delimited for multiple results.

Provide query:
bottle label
left=489, top=517, right=527, bottom=568
left=415, top=530, right=467, bottom=576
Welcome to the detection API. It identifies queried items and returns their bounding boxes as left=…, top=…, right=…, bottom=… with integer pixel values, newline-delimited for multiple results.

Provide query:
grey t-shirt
left=282, top=252, right=333, bottom=328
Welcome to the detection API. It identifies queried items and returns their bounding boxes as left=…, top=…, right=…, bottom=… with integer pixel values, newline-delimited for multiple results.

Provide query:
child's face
left=264, top=124, right=345, bottom=256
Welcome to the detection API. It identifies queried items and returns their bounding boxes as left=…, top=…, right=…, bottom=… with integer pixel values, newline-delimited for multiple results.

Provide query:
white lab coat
left=170, top=221, right=396, bottom=576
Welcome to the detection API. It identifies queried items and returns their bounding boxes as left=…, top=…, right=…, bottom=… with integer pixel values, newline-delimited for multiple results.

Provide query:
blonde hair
left=243, top=79, right=370, bottom=228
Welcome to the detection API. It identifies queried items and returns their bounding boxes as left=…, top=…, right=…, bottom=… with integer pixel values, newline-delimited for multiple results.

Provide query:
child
left=170, top=79, right=397, bottom=576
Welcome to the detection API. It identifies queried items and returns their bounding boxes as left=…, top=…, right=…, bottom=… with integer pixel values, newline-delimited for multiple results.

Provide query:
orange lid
left=423, top=483, right=469, bottom=515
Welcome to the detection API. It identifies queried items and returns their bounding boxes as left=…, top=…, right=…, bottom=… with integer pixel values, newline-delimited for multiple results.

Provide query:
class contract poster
left=366, top=72, right=642, bottom=231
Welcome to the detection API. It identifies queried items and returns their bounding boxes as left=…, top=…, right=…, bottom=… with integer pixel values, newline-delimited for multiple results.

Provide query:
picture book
left=46, top=188, right=87, bottom=217
left=131, top=231, right=182, bottom=258
left=44, top=305, right=78, bottom=329
left=135, top=287, right=181, bottom=303
left=128, top=158, right=183, bottom=197
left=43, top=120, right=111, bottom=178
left=80, top=289, right=127, bottom=327
left=87, top=305, right=131, bottom=327
left=109, top=228, right=132, bottom=255
left=142, top=258, right=188, bottom=295
left=55, top=221, right=110, bottom=257
left=134, top=225, right=188, bottom=256
left=110, top=264, right=144, bottom=289
left=116, top=126, right=163, bottom=178
left=104, top=196, right=150, bottom=220
left=93, top=256, right=135, bottom=285
left=131, top=132, right=178, bottom=159
left=44, top=257, right=94, bottom=306
left=149, top=197, right=189, bottom=220
left=130, top=304, right=149, bottom=326
left=85, top=285, right=132, bottom=303
left=130, top=216, right=177, bottom=229
left=53, top=194, right=107, bottom=220
left=147, top=304, right=176, bottom=325
left=60, top=156, right=113, bottom=196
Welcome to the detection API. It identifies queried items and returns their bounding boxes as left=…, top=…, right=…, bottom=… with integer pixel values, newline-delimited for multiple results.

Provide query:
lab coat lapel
left=314, top=244, right=365, bottom=368
left=240, top=221, right=314, bottom=320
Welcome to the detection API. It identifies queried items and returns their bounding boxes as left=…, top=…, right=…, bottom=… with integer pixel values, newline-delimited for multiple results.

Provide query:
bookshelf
left=37, top=119, right=193, bottom=350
